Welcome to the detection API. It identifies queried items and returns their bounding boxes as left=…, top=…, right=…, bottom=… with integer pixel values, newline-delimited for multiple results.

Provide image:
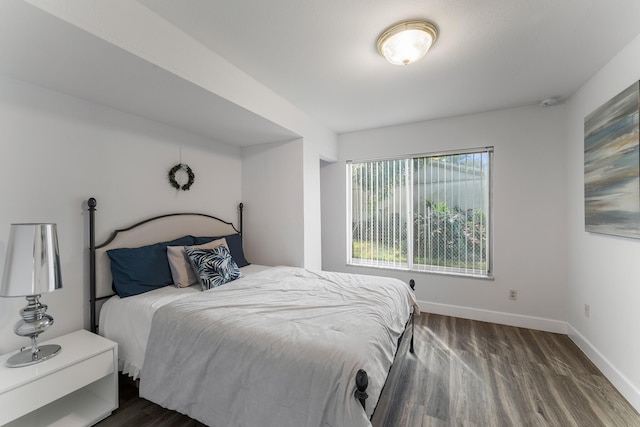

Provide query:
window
left=347, top=147, right=493, bottom=278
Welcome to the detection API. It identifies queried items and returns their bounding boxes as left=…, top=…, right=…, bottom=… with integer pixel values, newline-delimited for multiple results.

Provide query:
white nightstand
left=0, top=329, right=118, bottom=426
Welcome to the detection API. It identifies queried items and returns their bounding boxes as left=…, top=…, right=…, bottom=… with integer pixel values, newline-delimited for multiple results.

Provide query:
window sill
left=346, top=262, right=494, bottom=280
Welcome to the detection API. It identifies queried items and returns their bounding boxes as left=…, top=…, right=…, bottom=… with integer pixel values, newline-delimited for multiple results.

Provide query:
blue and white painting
left=584, top=81, right=640, bottom=238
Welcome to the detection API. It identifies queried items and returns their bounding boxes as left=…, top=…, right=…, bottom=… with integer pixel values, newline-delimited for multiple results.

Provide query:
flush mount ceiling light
left=376, top=19, right=438, bottom=65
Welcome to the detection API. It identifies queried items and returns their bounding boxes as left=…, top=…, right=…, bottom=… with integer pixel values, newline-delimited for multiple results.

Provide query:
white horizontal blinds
left=349, top=159, right=408, bottom=268
left=412, top=150, right=490, bottom=276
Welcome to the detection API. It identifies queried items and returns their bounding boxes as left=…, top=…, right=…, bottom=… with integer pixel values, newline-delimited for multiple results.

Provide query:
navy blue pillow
left=194, top=233, right=249, bottom=267
left=107, top=235, right=195, bottom=298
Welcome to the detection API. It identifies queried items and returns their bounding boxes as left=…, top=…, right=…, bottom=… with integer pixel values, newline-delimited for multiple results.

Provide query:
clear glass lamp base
left=5, top=344, right=61, bottom=368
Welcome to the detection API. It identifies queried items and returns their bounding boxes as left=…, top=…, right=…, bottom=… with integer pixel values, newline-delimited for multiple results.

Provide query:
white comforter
left=100, top=264, right=271, bottom=379
left=139, top=266, right=417, bottom=427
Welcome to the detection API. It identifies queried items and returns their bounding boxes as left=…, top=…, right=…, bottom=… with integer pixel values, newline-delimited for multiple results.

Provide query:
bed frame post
left=355, top=369, right=368, bottom=410
left=88, top=197, right=97, bottom=334
left=238, top=202, right=244, bottom=235
left=409, top=279, right=415, bottom=353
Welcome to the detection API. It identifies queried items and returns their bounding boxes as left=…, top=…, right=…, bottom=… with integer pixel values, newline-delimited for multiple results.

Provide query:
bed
left=87, top=198, right=418, bottom=427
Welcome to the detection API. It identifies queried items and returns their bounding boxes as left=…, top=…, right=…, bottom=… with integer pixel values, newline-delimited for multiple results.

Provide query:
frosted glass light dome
left=377, top=20, right=438, bottom=65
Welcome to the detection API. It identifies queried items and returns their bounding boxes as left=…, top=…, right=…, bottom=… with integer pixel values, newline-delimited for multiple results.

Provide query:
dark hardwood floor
left=96, top=313, right=640, bottom=426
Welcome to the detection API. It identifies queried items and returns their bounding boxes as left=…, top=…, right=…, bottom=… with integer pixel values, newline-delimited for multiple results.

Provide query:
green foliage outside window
left=352, top=201, right=487, bottom=270
left=413, top=201, right=487, bottom=269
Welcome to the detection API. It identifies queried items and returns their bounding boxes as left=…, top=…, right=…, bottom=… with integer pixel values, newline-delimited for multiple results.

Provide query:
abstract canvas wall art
left=584, top=81, right=640, bottom=239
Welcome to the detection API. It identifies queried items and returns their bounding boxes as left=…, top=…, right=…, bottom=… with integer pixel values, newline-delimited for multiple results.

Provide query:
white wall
left=2, top=0, right=336, bottom=289
left=565, top=33, right=640, bottom=410
left=302, top=141, right=323, bottom=270
left=242, top=140, right=305, bottom=267
left=322, top=104, right=568, bottom=332
left=0, top=75, right=242, bottom=354
left=242, top=138, right=327, bottom=270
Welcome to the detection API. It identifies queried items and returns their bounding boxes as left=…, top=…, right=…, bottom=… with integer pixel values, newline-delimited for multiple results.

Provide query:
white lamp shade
left=377, top=20, right=438, bottom=65
left=1, top=223, right=63, bottom=297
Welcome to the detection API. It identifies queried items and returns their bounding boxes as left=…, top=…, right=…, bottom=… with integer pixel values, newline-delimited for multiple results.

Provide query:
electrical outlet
left=508, top=289, right=517, bottom=300
left=584, top=304, right=590, bottom=318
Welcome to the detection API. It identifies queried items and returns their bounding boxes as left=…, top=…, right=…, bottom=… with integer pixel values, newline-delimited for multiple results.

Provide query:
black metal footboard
left=355, top=278, right=416, bottom=411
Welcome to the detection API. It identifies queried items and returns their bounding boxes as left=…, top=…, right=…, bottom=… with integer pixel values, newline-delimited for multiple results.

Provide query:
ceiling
left=139, top=0, right=640, bottom=133
left=2, top=1, right=640, bottom=145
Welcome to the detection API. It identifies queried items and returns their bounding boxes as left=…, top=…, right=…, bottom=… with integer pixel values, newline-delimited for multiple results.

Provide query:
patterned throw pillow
left=167, top=238, right=228, bottom=287
left=185, top=245, right=243, bottom=290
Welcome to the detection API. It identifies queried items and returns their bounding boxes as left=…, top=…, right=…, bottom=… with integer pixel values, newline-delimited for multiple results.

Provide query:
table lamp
left=1, top=223, right=63, bottom=367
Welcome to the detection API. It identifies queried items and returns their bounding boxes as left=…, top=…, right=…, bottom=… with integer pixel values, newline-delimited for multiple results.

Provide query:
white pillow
left=167, top=238, right=228, bottom=287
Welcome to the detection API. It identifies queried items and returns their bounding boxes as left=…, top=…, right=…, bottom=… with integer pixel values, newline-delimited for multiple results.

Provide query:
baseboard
left=567, top=324, right=640, bottom=413
left=416, top=300, right=568, bottom=334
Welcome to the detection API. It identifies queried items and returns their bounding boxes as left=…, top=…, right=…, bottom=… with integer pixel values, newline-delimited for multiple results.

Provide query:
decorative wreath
left=168, top=163, right=195, bottom=191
